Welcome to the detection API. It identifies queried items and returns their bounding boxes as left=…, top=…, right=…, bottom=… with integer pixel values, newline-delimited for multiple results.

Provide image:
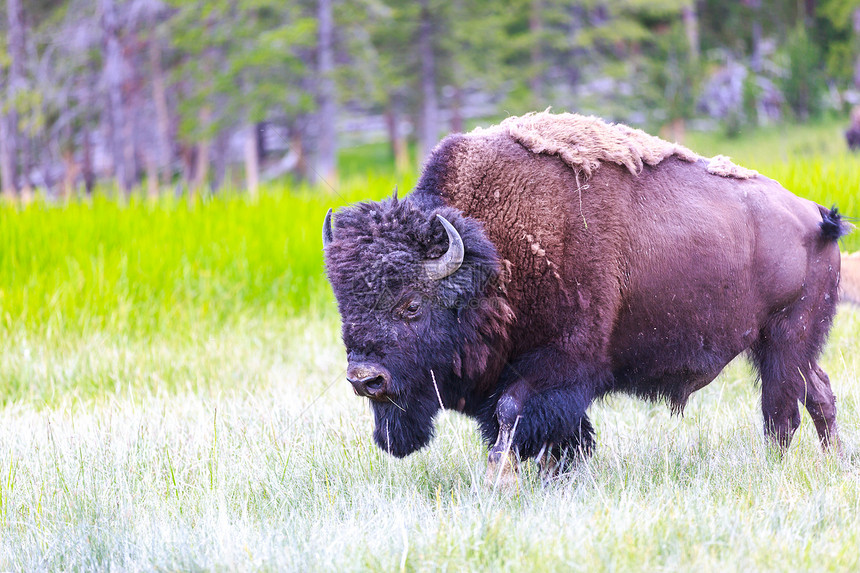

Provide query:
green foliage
left=362, top=0, right=510, bottom=123
left=642, top=20, right=701, bottom=122
left=168, top=0, right=317, bottom=143
left=11, top=88, right=45, bottom=136
left=779, top=25, right=826, bottom=121
left=820, top=0, right=860, bottom=91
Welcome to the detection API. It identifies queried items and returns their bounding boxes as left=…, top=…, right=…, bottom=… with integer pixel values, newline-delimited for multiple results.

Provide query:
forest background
left=3, top=0, right=860, bottom=196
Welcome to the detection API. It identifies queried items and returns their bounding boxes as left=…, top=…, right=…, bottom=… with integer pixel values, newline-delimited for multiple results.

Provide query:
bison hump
left=470, top=110, right=756, bottom=181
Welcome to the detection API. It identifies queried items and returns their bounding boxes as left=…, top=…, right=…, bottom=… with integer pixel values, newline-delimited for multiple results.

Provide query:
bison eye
left=401, top=299, right=421, bottom=318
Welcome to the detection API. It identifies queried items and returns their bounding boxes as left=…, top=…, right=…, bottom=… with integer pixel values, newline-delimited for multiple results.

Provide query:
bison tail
left=819, top=206, right=852, bottom=241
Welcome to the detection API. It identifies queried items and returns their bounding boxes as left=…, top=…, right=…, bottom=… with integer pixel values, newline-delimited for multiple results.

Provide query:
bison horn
left=322, top=208, right=334, bottom=249
left=425, top=214, right=464, bottom=280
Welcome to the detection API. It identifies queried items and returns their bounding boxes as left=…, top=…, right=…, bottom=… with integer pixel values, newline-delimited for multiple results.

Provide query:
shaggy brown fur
left=477, top=111, right=756, bottom=180
left=841, top=252, right=860, bottom=305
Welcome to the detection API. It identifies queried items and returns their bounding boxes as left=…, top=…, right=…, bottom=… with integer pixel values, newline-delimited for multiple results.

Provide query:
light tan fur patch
left=706, top=155, right=759, bottom=179
left=472, top=111, right=756, bottom=181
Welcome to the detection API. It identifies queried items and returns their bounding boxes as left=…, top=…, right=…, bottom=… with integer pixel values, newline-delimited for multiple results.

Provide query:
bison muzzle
left=322, top=112, right=851, bottom=474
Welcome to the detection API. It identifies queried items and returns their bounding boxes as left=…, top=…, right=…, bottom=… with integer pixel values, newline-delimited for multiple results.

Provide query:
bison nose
left=346, top=363, right=391, bottom=399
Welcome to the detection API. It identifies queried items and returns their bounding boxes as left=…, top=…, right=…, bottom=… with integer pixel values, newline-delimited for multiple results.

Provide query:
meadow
left=1, top=120, right=860, bottom=571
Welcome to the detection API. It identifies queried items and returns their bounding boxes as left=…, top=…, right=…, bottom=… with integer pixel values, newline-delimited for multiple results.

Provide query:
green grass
left=684, top=116, right=854, bottom=165
left=0, top=173, right=415, bottom=338
left=1, top=121, right=860, bottom=570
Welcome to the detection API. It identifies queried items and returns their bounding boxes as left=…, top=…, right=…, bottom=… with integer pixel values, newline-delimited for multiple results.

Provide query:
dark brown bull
left=322, top=112, right=849, bottom=476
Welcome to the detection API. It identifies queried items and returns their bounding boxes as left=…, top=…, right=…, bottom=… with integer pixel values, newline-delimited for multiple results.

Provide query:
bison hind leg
left=801, top=362, right=840, bottom=450
left=751, top=336, right=805, bottom=449
left=751, top=325, right=838, bottom=451
left=752, top=257, right=840, bottom=451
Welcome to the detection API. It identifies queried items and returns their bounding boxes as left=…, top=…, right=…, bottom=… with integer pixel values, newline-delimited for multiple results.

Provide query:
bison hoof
left=485, top=450, right=519, bottom=489
left=537, top=443, right=562, bottom=482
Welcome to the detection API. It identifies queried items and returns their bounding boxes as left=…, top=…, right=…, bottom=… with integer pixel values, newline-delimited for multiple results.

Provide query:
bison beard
left=323, top=112, right=851, bottom=476
left=371, top=383, right=440, bottom=458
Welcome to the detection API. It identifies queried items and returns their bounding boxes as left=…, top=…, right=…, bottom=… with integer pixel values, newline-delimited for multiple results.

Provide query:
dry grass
left=1, top=311, right=859, bottom=571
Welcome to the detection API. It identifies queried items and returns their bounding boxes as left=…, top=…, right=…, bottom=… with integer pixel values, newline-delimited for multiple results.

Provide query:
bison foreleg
left=485, top=397, right=520, bottom=487
left=485, top=352, right=598, bottom=479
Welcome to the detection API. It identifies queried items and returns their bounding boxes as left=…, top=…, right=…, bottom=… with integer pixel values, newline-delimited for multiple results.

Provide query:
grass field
left=2, top=121, right=860, bottom=570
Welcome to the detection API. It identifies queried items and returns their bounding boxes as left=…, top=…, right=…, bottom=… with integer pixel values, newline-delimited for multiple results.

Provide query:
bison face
left=342, top=288, right=465, bottom=457
left=323, top=195, right=513, bottom=457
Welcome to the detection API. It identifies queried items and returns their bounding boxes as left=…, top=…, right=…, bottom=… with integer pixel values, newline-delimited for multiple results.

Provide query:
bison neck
left=414, top=133, right=623, bottom=375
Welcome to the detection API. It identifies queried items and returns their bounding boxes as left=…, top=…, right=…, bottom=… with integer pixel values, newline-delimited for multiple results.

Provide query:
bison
left=322, top=112, right=849, bottom=476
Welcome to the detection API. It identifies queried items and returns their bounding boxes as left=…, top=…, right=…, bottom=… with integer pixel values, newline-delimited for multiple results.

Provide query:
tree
left=2, top=0, right=25, bottom=197
left=821, top=0, right=860, bottom=92
left=364, top=1, right=418, bottom=171
left=0, top=65, right=13, bottom=198
left=168, top=0, right=317, bottom=191
left=100, top=0, right=134, bottom=193
left=314, top=0, right=336, bottom=185
left=780, top=23, right=824, bottom=120
left=417, top=0, right=438, bottom=161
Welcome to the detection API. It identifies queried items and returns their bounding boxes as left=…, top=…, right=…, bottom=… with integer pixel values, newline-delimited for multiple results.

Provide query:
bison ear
left=322, top=208, right=334, bottom=249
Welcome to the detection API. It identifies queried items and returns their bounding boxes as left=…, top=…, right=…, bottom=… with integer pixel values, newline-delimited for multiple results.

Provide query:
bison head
left=323, top=194, right=514, bottom=457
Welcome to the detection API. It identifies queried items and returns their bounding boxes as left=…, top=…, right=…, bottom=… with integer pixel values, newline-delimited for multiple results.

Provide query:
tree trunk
left=0, top=115, right=14, bottom=199
left=853, top=8, right=860, bottom=91
left=145, top=154, right=159, bottom=199
left=211, top=128, right=230, bottom=192
left=450, top=84, right=464, bottom=134
left=385, top=101, right=410, bottom=174
left=3, top=0, right=25, bottom=198
left=192, top=107, right=211, bottom=195
left=256, top=121, right=266, bottom=160
left=289, top=130, right=308, bottom=180
left=244, top=124, right=260, bottom=198
left=418, top=0, right=439, bottom=161
left=804, top=0, right=816, bottom=23
left=100, top=0, right=132, bottom=193
left=682, top=3, right=699, bottom=62
left=149, top=35, right=172, bottom=185
left=749, top=0, right=762, bottom=73
left=315, top=0, right=337, bottom=186
left=61, top=150, right=80, bottom=201
left=668, top=117, right=686, bottom=143
left=82, top=126, right=95, bottom=195
left=530, top=0, right=543, bottom=106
